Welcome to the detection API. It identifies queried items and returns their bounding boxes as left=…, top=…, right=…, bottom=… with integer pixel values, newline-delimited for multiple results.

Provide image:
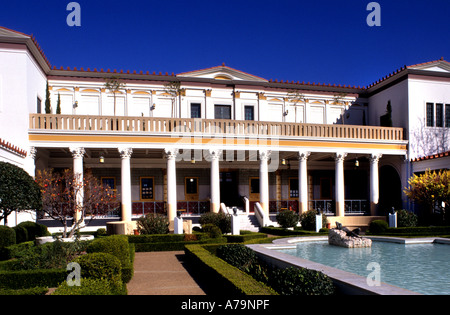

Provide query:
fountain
left=328, top=222, right=372, bottom=248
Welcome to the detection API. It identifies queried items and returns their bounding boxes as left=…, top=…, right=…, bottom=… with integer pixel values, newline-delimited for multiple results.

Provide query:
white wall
left=408, top=76, right=450, bottom=160
left=0, top=44, right=46, bottom=172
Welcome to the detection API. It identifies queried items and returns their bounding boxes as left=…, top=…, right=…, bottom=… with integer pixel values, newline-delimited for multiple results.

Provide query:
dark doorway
left=220, top=171, right=241, bottom=207
left=379, top=165, right=402, bottom=214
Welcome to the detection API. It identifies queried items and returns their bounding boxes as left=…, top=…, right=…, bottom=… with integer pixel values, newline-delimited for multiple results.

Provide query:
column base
left=335, top=201, right=345, bottom=217
left=107, top=221, right=137, bottom=235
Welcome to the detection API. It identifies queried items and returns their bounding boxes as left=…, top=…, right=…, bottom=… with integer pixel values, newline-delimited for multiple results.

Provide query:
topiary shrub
left=87, top=235, right=133, bottom=283
left=396, top=210, right=418, bottom=227
left=137, top=213, right=169, bottom=235
left=0, top=226, right=16, bottom=248
left=199, top=212, right=231, bottom=234
left=369, top=220, right=389, bottom=234
left=74, top=252, right=122, bottom=283
left=202, top=224, right=223, bottom=239
left=269, top=267, right=335, bottom=295
left=15, top=221, right=50, bottom=242
left=12, top=225, right=28, bottom=244
left=276, top=210, right=300, bottom=229
left=216, top=244, right=257, bottom=273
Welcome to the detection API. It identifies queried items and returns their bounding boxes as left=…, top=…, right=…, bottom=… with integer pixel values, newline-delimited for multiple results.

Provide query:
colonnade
left=66, top=147, right=382, bottom=227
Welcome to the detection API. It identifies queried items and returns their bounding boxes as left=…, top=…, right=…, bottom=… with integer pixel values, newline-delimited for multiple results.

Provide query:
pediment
left=177, top=65, right=268, bottom=82
left=408, top=60, right=450, bottom=73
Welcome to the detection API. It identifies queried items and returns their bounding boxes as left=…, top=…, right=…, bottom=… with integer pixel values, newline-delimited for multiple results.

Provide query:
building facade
left=1, top=26, right=449, bottom=230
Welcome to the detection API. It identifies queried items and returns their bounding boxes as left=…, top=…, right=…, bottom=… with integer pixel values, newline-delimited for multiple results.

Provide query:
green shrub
left=52, top=277, right=125, bottom=295
left=199, top=212, right=231, bottom=234
left=16, top=221, right=50, bottom=242
left=269, top=267, right=335, bottom=295
left=396, top=210, right=418, bottom=227
left=276, top=210, right=300, bottom=229
left=202, top=224, right=222, bottom=238
left=74, top=253, right=122, bottom=283
left=0, top=226, right=15, bottom=249
left=9, top=240, right=87, bottom=271
left=0, top=287, right=48, bottom=295
left=137, top=213, right=169, bottom=234
left=216, top=244, right=257, bottom=273
left=96, top=228, right=107, bottom=237
left=184, top=244, right=277, bottom=295
left=12, top=226, right=28, bottom=244
left=299, top=210, right=327, bottom=231
left=0, top=268, right=66, bottom=289
left=369, top=220, right=389, bottom=234
left=86, top=235, right=133, bottom=283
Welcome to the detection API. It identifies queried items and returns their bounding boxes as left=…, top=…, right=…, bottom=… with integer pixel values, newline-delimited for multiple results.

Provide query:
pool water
left=278, top=241, right=450, bottom=295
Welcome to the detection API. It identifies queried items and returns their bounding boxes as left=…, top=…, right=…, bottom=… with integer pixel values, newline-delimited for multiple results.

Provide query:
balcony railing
left=29, top=114, right=405, bottom=141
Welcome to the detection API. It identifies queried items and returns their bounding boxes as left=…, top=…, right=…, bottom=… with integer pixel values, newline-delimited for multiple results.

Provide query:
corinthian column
left=370, top=154, right=382, bottom=216
left=298, top=151, right=311, bottom=215
left=165, top=148, right=179, bottom=225
left=209, top=149, right=222, bottom=213
left=335, top=152, right=347, bottom=217
left=259, top=150, right=271, bottom=217
left=70, top=147, right=85, bottom=223
left=119, top=147, right=133, bottom=222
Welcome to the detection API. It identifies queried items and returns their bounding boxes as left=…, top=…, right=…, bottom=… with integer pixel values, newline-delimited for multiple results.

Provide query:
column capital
left=370, top=153, right=383, bottom=164
left=29, top=147, right=37, bottom=160
left=70, top=147, right=85, bottom=159
left=298, top=151, right=311, bottom=161
left=259, top=150, right=272, bottom=161
left=334, top=152, right=347, bottom=162
left=118, top=147, right=133, bottom=159
left=208, top=149, right=223, bottom=160
left=164, top=148, right=179, bottom=160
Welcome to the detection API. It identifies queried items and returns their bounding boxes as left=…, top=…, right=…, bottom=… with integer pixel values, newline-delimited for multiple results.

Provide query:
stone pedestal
left=328, top=228, right=372, bottom=248
left=107, top=221, right=137, bottom=235
left=231, top=214, right=240, bottom=235
left=174, top=217, right=184, bottom=235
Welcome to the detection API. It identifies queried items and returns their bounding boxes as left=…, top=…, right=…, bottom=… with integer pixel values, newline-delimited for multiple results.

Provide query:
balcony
left=29, top=114, right=405, bottom=142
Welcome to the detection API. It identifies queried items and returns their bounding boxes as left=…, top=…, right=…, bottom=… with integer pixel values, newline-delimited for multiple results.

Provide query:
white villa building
left=1, top=26, right=449, bottom=232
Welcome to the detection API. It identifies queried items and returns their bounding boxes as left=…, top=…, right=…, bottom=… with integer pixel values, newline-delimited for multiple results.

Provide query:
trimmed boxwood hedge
left=184, top=244, right=277, bottom=295
left=86, top=235, right=134, bottom=283
left=0, top=268, right=66, bottom=290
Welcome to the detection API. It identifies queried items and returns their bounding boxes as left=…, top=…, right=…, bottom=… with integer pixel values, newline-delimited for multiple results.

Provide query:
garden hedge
left=184, top=244, right=277, bottom=295
left=0, top=268, right=66, bottom=290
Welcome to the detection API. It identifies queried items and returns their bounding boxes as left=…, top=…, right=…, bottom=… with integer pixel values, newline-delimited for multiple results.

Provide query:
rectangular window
left=140, top=177, right=154, bottom=200
left=37, top=97, right=42, bottom=114
left=289, top=178, right=299, bottom=199
left=215, top=105, right=231, bottom=119
left=250, top=178, right=260, bottom=194
left=190, top=103, right=201, bottom=118
left=436, top=103, right=444, bottom=127
left=244, top=106, right=254, bottom=121
left=320, top=178, right=332, bottom=200
left=426, top=103, right=434, bottom=127
left=102, top=177, right=116, bottom=191
left=185, top=177, right=198, bottom=195
left=446, top=104, right=450, bottom=128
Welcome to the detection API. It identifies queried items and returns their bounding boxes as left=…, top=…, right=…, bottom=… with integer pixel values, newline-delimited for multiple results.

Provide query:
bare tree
left=35, top=169, right=118, bottom=238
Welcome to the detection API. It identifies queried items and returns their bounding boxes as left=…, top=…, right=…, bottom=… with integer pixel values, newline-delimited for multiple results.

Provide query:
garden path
left=127, top=251, right=207, bottom=295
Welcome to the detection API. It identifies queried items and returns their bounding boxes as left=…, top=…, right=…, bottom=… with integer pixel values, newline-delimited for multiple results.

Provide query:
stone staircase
left=239, top=214, right=261, bottom=232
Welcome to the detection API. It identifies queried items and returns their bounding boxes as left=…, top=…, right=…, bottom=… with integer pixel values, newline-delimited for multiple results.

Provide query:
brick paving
left=127, top=251, right=207, bottom=295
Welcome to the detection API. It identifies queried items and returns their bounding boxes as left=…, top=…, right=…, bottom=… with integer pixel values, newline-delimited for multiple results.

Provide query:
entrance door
left=220, top=171, right=241, bottom=207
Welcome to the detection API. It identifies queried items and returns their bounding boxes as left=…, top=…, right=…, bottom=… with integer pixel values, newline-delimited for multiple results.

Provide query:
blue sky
left=1, top=0, right=449, bottom=87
